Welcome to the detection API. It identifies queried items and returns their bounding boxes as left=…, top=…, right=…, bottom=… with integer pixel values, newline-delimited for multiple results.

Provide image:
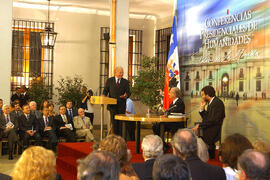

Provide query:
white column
left=0, top=1, right=12, bottom=104
left=109, top=0, right=129, bottom=78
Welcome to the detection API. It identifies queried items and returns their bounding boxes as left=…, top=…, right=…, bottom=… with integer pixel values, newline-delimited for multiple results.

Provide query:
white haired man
left=132, top=134, right=163, bottom=180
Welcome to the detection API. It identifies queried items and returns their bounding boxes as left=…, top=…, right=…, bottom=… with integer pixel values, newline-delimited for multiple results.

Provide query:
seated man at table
left=73, top=108, right=94, bottom=142
left=153, top=87, right=185, bottom=136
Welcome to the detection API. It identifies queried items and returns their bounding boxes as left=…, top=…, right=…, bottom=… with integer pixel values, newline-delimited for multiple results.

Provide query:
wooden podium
left=90, top=96, right=117, bottom=140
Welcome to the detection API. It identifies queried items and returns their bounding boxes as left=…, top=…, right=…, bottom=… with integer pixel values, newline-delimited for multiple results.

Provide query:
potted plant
left=131, top=56, right=165, bottom=113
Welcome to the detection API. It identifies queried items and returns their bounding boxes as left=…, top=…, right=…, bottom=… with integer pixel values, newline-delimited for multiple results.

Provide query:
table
left=115, top=114, right=186, bottom=153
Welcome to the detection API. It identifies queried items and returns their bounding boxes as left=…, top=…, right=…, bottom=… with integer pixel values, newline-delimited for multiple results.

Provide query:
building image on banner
left=176, top=0, right=270, bottom=143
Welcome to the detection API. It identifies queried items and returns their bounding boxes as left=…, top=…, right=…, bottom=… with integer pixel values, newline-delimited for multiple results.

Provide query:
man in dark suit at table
left=37, top=107, right=58, bottom=152
left=132, top=135, right=163, bottom=180
left=192, top=85, right=225, bottom=159
left=102, top=66, right=131, bottom=137
left=54, top=105, right=76, bottom=142
left=0, top=105, right=19, bottom=160
left=18, top=104, right=41, bottom=149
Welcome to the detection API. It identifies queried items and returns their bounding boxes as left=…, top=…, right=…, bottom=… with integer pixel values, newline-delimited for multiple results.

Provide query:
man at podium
left=102, top=66, right=131, bottom=136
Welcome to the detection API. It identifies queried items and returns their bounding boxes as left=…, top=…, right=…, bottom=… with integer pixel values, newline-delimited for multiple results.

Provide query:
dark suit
left=132, top=159, right=155, bottom=180
left=30, top=110, right=43, bottom=120
left=20, top=92, right=29, bottom=107
left=37, top=116, right=58, bottom=151
left=0, top=173, right=11, bottom=180
left=65, top=108, right=77, bottom=121
left=17, top=113, right=41, bottom=148
left=0, top=113, right=19, bottom=154
left=199, top=97, right=225, bottom=158
left=11, top=93, right=21, bottom=102
left=185, top=155, right=226, bottom=180
left=54, top=114, right=76, bottom=142
left=103, top=77, right=131, bottom=136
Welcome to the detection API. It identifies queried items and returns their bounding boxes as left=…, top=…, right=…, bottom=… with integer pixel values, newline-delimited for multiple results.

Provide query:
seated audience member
left=153, top=154, right=191, bottom=180
left=37, top=107, right=58, bottom=152
left=197, top=137, right=209, bottom=162
left=132, top=135, right=163, bottom=180
left=253, top=140, right=270, bottom=159
left=0, top=99, right=3, bottom=115
left=219, top=133, right=253, bottom=180
left=10, top=102, right=23, bottom=120
left=0, top=105, right=19, bottom=160
left=238, top=149, right=270, bottom=180
left=153, top=87, right=185, bottom=136
left=65, top=100, right=77, bottom=121
left=73, top=108, right=94, bottom=142
left=18, top=104, right=41, bottom=149
left=98, top=134, right=139, bottom=180
left=172, top=128, right=226, bottom=180
left=81, top=87, right=95, bottom=125
left=40, top=100, right=49, bottom=111
left=54, top=105, right=76, bottom=142
left=77, top=150, right=120, bottom=180
left=48, top=103, right=57, bottom=117
left=12, top=146, right=58, bottom=180
left=11, top=87, right=21, bottom=103
left=29, top=101, right=43, bottom=119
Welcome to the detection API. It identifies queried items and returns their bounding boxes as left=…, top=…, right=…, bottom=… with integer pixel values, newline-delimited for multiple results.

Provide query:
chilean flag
left=163, top=14, right=180, bottom=110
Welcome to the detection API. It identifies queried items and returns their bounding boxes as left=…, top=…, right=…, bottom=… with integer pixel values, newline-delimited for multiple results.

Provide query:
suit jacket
left=132, top=159, right=155, bottom=180
left=10, top=110, right=23, bottom=120
left=199, top=97, right=225, bottom=145
left=18, top=113, right=38, bottom=132
left=30, top=110, right=43, bottom=120
left=11, top=93, right=21, bottom=102
left=186, top=155, right=226, bottom=180
left=168, top=98, right=185, bottom=114
left=65, top=108, right=78, bottom=118
left=73, top=116, right=93, bottom=130
left=0, top=113, right=18, bottom=134
left=36, top=116, right=56, bottom=136
left=54, top=114, right=74, bottom=131
left=102, top=77, right=131, bottom=112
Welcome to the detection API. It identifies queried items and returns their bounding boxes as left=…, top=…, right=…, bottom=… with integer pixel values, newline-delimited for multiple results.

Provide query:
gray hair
left=141, top=135, right=163, bottom=158
left=238, top=149, right=270, bottom=180
left=197, top=137, right=209, bottom=162
left=172, top=128, right=197, bottom=158
left=2, top=104, right=9, bottom=111
left=171, top=87, right=182, bottom=98
left=29, top=101, right=37, bottom=106
left=115, top=66, right=123, bottom=73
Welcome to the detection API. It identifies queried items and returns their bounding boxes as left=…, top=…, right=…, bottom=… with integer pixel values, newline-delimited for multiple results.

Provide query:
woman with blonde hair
left=12, top=146, right=57, bottom=180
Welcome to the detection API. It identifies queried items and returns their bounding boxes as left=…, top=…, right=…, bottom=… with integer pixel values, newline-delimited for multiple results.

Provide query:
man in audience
left=77, top=150, right=120, bottom=180
left=132, top=134, right=163, bottom=180
left=153, top=154, right=191, bottom=180
left=0, top=99, right=3, bottom=115
left=10, top=102, right=23, bottom=120
left=29, top=101, right=43, bottom=119
left=54, top=105, right=76, bottom=142
left=172, top=128, right=226, bottom=180
left=125, top=98, right=136, bottom=140
left=65, top=100, right=77, bottom=121
left=193, top=85, right=225, bottom=159
left=238, top=149, right=270, bottom=180
left=11, top=87, right=21, bottom=103
left=0, top=105, right=19, bottom=160
left=73, top=108, right=94, bottom=142
left=20, top=85, right=29, bottom=107
left=36, top=107, right=58, bottom=152
left=18, top=104, right=41, bottom=149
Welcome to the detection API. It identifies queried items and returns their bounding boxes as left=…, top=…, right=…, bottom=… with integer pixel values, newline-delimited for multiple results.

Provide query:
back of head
left=12, top=146, right=56, bottom=180
left=172, top=129, right=197, bottom=159
left=238, top=149, right=270, bottom=180
left=153, top=154, right=190, bottom=180
left=220, top=133, right=253, bottom=170
left=77, top=150, right=120, bottom=180
left=141, top=135, right=163, bottom=159
left=98, top=134, right=127, bottom=168
left=171, top=87, right=182, bottom=98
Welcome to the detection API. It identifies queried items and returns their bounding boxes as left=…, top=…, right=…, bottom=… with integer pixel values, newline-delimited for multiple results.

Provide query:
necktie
left=6, top=115, right=9, bottom=123
left=116, top=79, right=120, bottom=87
left=69, top=110, right=73, bottom=117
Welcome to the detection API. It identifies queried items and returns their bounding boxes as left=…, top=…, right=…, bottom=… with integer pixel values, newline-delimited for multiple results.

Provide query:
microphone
left=164, top=104, right=177, bottom=117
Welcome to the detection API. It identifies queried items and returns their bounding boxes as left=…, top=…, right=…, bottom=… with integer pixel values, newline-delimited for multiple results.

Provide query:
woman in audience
left=98, top=134, right=139, bottom=180
left=219, top=133, right=253, bottom=180
left=12, top=146, right=58, bottom=180
left=253, top=140, right=270, bottom=158
left=48, top=103, right=57, bottom=117
left=40, top=100, right=49, bottom=110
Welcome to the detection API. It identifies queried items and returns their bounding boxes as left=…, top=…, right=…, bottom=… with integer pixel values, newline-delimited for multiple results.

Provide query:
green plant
left=131, top=56, right=165, bottom=111
left=56, top=75, right=86, bottom=109
left=28, top=77, right=50, bottom=110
